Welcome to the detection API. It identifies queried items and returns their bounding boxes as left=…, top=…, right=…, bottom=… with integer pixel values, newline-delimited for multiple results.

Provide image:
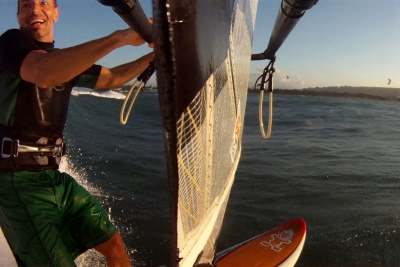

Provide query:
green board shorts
left=0, top=169, right=117, bottom=266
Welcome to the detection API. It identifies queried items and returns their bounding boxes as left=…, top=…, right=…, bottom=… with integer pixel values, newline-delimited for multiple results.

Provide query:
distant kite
left=388, top=78, right=391, bottom=85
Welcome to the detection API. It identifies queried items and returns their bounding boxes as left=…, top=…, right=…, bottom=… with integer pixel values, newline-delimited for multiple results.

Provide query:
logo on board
left=260, top=229, right=294, bottom=252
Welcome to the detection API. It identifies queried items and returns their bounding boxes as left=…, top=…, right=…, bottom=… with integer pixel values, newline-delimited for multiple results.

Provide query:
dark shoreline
left=248, top=88, right=400, bottom=101
left=113, top=85, right=400, bottom=101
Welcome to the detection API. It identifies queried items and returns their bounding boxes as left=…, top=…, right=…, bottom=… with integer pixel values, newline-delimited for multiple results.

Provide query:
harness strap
left=0, top=137, right=66, bottom=171
left=1, top=137, right=65, bottom=158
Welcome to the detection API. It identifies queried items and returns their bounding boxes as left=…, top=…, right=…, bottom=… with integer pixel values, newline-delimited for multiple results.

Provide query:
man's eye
left=21, top=3, right=32, bottom=8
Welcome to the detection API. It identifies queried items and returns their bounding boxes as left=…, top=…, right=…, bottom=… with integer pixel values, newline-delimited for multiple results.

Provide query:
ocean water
left=66, top=88, right=400, bottom=266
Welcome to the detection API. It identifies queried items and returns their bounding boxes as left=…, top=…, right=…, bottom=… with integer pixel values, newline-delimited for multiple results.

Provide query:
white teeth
left=30, top=19, right=44, bottom=25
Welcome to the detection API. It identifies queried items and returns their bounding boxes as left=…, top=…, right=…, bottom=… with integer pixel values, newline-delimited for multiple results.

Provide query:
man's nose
left=30, top=1, right=42, bottom=13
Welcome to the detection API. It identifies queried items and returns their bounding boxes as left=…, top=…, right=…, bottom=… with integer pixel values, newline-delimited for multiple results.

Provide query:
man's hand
left=117, top=18, right=154, bottom=47
left=117, top=28, right=146, bottom=47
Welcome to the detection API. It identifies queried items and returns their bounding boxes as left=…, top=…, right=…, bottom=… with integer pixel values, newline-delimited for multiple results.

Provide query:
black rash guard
left=0, top=29, right=102, bottom=169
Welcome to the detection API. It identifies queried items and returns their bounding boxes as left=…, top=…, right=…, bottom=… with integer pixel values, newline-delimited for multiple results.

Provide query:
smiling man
left=18, top=0, right=56, bottom=42
left=0, top=0, right=153, bottom=266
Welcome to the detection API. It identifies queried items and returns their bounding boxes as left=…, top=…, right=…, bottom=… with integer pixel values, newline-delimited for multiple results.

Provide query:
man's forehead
left=19, top=0, right=52, bottom=4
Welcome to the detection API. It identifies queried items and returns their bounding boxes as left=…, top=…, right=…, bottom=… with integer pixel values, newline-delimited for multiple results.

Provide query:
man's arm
left=20, top=28, right=146, bottom=88
left=95, top=52, right=154, bottom=89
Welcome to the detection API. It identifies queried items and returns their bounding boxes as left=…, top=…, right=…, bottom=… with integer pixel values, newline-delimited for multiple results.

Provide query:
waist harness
left=0, top=136, right=65, bottom=171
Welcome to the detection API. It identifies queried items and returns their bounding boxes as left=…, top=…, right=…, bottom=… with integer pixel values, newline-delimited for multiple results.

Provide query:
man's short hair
left=18, top=0, right=58, bottom=13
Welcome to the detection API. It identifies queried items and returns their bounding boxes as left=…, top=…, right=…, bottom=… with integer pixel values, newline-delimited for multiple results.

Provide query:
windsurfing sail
left=388, top=78, right=392, bottom=85
left=153, top=0, right=258, bottom=266
left=100, top=0, right=316, bottom=266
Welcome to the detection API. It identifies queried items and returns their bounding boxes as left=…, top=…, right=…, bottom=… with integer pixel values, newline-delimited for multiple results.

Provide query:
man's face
left=17, top=0, right=59, bottom=42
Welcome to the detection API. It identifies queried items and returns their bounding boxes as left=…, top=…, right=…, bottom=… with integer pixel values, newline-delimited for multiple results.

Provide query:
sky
left=1, top=0, right=399, bottom=89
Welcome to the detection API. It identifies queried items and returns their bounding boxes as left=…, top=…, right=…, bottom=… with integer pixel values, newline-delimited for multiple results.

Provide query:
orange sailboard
left=215, top=219, right=306, bottom=267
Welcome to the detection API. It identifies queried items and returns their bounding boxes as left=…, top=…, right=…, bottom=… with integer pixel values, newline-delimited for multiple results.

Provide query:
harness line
left=254, top=59, right=275, bottom=139
left=120, top=61, right=155, bottom=125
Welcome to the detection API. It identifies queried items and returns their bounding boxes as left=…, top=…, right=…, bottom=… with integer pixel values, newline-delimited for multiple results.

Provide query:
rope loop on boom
left=120, top=61, right=155, bottom=125
left=254, top=58, right=275, bottom=139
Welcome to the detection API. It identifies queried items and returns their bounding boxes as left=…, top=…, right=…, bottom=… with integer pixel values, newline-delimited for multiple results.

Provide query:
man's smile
left=27, top=18, right=46, bottom=29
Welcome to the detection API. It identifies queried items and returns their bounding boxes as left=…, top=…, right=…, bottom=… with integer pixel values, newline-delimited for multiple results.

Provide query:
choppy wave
left=72, top=87, right=126, bottom=100
left=59, top=156, right=108, bottom=199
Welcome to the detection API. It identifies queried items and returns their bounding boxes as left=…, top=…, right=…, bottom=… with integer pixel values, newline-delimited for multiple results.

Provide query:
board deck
left=0, top=227, right=17, bottom=267
left=215, top=219, right=306, bottom=267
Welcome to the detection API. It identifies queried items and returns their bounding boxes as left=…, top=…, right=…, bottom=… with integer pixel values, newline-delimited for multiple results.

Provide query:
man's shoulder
left=0, top=29, right=37, bottom=77
left=0, top=29, right=22, bottom=40
left=0, top=29, right=25, bottom=47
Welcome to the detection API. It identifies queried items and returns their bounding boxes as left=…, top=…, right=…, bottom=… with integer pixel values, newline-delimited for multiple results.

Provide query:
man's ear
left=53, top=7, right=59, bottom=23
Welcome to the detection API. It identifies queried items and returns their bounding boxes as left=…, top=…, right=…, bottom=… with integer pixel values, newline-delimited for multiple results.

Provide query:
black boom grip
left=98, top=0, right=153, bottom=43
